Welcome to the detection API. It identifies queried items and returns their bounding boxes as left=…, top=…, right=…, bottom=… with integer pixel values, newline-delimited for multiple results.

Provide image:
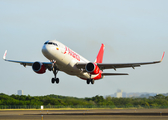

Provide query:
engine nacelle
left=32, top=62, right=46, bottom=74
left=85, top=62, right=100, bottom=74
left=93, top=73, right=104, bottom=80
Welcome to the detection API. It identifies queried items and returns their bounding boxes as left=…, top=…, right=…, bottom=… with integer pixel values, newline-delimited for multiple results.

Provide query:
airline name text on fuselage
left=65, top=46, right=80, bottom=61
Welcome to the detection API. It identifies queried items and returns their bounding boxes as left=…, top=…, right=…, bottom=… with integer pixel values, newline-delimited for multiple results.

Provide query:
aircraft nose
left=42, top=45, right=48, bottom=55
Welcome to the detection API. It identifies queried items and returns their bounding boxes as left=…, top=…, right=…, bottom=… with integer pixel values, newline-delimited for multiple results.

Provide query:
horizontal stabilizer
left=102, top=73, right=129, bottom=75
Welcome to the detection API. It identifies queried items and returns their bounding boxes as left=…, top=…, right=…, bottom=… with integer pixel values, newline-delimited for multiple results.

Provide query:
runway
left=1, top=109, right=168, bottom=120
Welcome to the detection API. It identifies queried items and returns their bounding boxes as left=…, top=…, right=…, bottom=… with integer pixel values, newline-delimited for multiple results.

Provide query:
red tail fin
left=95, top=44, right=105, bottom=63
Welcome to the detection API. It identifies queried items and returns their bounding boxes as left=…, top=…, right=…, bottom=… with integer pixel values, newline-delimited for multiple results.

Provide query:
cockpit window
left=44, top=42, right=48, bottom=44
left=48, top=42, right=53, bottom=45
left=44, top=41, right=58, bottom=46
left=52, top=42, right=57, bottom=46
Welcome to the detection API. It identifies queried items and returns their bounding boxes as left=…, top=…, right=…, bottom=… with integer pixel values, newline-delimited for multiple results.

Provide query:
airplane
left=3, top=40, right=165, bottom=84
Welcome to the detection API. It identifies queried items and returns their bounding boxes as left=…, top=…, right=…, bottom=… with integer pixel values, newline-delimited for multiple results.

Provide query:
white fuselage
left=42, top=40, right=100, bottom=80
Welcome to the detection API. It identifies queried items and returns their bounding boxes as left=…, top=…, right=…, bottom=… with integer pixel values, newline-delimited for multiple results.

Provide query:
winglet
left=3, top=50, right=7, bottom=60
left=161, top=52, right=165, bottom=62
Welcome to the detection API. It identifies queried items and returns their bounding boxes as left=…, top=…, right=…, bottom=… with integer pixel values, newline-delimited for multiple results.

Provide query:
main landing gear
left=86, top=79, right=94, bottom=84
left=51, top=66, right=59, bottom=84
left=51, top=78, right=59, bottom=84
left=86, top=74, right=94, bottom=84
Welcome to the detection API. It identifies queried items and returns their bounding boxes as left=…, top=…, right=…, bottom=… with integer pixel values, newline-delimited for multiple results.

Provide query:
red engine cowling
left=85, top=62, right=100, bottom=74
left=93, top=72, right=104, bottom=80
left=32, top=62, right=46, bottom=74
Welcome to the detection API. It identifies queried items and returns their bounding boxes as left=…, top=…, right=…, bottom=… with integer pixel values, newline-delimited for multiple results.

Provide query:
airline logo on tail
left=95, top=44, right=105, bottom=63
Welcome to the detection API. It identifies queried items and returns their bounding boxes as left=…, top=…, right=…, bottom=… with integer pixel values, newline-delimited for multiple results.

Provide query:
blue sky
left=0, top=0, right=168, bottom=98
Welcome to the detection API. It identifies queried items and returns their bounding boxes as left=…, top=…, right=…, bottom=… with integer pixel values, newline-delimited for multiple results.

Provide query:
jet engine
left=32, top=62, right=46, bottom=74
left=85, top=62, right=100, bottom=74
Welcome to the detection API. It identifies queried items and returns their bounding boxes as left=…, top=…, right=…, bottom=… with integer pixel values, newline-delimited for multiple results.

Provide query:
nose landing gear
left=50, top=61, right=59, bottom=84
left=51, top=67, right=59, bottom=84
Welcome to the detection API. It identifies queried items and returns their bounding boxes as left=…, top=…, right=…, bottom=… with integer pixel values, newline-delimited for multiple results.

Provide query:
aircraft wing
left=3, top=50, right=52, bottom=69
left=101, top=73, right=128, bottom=75
left=76, top=52, right=165, bottom=71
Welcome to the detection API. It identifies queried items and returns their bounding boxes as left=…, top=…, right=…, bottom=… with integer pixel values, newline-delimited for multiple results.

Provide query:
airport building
left=116, top=90, right=123, bottom=98
left=17, top=90, right=23, bottom=96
